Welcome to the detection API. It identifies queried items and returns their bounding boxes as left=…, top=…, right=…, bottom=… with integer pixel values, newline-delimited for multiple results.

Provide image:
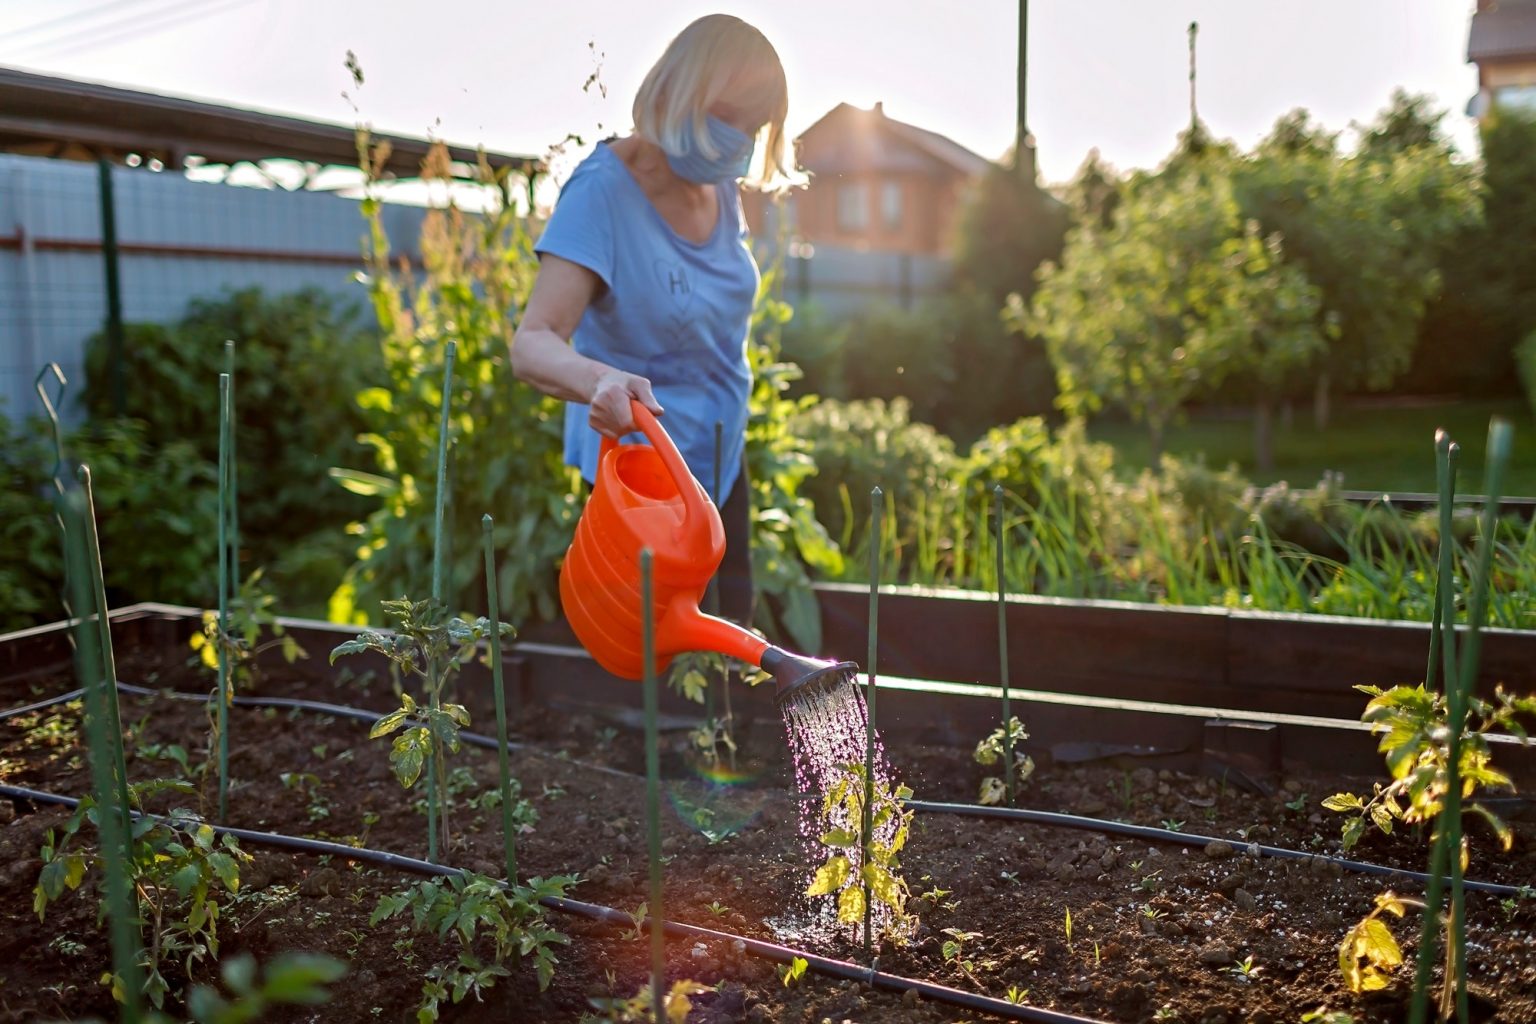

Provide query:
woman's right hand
left=589, top=369, right=664, bottom=438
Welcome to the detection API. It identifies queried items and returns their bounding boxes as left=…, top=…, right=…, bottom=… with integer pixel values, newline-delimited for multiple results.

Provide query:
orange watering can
left=559, top=399, right=853, bottom=704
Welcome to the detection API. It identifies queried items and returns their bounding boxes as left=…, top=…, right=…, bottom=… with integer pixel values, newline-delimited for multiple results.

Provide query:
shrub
left=81, top=287, right=383, bottom=614
left=0, top=413, right=218, bottom=632
left=785, top=294, right=1055, bottom=445
left=1519, top=329, right=1536, bottom=418
left=328, top=144, right=569, bottom=628
left=792, top=397, right=958, bottom=549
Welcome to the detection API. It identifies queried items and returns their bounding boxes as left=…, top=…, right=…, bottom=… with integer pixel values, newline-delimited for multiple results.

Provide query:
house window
left=881, top=180, right=902, bottom=230
left=837, top=182, right=868, bottom=231
left=1494, top=84, right=1536, bottom=113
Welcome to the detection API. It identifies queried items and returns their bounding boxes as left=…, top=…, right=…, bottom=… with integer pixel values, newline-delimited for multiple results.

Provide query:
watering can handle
left=599, top=399, right=711, bottom=529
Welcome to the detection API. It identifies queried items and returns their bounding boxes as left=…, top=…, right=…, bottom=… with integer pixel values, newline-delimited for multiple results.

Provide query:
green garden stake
left=1410, top=435, right=1462, bottom=1024
left=1423, top=432, right=1450, bottom=691
left=62, top=486, right=144, bottom=1021
left=1456, top=420, right=1511, bottom=691
left=424, top=340, right=458, bottom=864
left=34, top=364, right=69, bottom=489
left=995, top=485, right=1014, bottom=807
left=78, top=466, right=132, bottom=835
left=641, top=548, right=665, bottom=1024
left=703, top=424, right=721, bottom=745
left=712, top=420, right=737, bottom=771
left=1448, top=420, right=1511, bottom=1023
left=482, top=514, right=517, bottom=883
left=863, top=487, right=882, bottom=956
left=224, top=340, right=240, bottom=591
left=217, top=372, right=232, bottom=824
left=432, top=341, right=457, bottom=604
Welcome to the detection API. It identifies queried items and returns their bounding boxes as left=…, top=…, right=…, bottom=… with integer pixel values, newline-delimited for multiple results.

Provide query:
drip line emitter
left=15, top=352, right=1526, bottom=1022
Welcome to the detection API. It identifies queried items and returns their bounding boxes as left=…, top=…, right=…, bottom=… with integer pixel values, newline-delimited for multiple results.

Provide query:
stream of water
left=779, top=670, right=907, bottom=941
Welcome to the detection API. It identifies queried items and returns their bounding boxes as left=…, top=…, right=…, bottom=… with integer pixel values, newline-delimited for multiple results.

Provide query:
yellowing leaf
left=837, top=884, right=866, bottom=925
left=665, top=980, right=713, bottom=1023
left=1340, top=916, right=1403, bottom=994
left=979, top=776, right=1007, bottom=806
left=369, top=709, right=410, bottom=739
left=862, top=863, right=904, bottom=908
left=805, top=855, right=850, bottom=898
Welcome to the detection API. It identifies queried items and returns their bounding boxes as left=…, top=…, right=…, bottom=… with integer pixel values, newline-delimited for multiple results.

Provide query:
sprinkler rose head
left=761, top=647, right=859, bottom=706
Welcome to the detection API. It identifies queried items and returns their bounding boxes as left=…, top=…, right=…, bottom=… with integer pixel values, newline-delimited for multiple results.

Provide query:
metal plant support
left=862, top=487, right=882, bottom=955
left=641, top=548, right=666, bottom=1023
left=482, top=514, right=518, bottom=883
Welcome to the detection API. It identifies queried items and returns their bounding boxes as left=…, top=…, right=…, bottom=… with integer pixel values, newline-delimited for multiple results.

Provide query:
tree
left=1412, top=107, right=1536, bottom=397
left=941, top=158, right=1069, bottom=437
left=1021, top=171, right=1324, bottom=463
left=1231, top=104, right=1477, bottom=428
left=953, top=156, right=1069, bottom=307
left=1355, top=89, right=1452, bottom=158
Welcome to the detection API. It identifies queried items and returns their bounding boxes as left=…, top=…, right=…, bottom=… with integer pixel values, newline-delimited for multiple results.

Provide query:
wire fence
left=0, top=153, right=427, bottom=423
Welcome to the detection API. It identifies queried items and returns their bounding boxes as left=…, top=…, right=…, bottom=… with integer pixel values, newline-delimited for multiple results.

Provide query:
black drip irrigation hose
left=0, top=782, right=1109, bottom=1024
left=0, top=687, right=85, bottom=720
left=118, top=681, right=643, bottom=781
left=906, top=800, right=1529, bottom=899
left=5, top=684, right=1529, bottom=898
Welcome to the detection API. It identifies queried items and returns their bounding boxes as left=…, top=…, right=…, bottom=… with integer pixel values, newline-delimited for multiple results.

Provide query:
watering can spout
left=760, top=648, right=859, bottom=706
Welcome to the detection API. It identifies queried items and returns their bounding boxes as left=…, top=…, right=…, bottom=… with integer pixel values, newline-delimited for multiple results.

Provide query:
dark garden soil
left=2, top=647, right=1534, bottom=1024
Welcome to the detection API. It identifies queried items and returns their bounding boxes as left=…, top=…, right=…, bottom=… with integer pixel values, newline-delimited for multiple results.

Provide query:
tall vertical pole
left=78, top=467, right=133, bottom=832
left=641, top=549, right=665, bottom=1024
left=1410, top=437, right=1460, bottom=1024
left=224, top=341, right=240, bottom=589
left=1016, top=0, right=1034, bottom=180
left=216, top=373, right=231, bottom=823
left=482, top=515, right=517, bottom=884
left=425, top=341, right=457, bottom=864
left=996, top=486, right=1015, bottom=807
left=62, top=486, right=143, bottom=1022
left=862, top=487, right=882, bottom=955
left=97, top=158, right=126, bottom=417
left=1188, top=22, right=1200, bottom=131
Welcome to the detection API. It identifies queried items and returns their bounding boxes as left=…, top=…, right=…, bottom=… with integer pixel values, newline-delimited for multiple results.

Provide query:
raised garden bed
left=3, top=606, right=1534, bottom=1023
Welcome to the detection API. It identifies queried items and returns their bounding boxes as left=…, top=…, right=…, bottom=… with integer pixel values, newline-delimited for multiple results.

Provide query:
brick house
left=1468, top=0, right=1536, bottom=116
left=742, top=101, right=990, bottom=259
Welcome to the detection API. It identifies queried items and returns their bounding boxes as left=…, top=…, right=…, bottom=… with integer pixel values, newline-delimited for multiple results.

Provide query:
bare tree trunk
left=1254, top=398, right=1275, bottom=475
left=1312, top=370, right=1332, bottom=431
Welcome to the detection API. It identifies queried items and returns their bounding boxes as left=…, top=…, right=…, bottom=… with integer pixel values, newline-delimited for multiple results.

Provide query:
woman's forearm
left=510, top=327, right=608, bottom=404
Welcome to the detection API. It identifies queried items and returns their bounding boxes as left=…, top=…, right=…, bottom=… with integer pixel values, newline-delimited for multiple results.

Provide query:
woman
left=510, top=13, right=797, bottom=626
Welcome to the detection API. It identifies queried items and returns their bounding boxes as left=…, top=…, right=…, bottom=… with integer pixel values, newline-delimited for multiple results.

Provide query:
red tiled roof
left=798, top=102, right=990, bottom=178
left=1469, top=0, right=1536, bottom=62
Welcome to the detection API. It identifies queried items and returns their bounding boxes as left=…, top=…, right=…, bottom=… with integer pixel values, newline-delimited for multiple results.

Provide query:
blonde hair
left=632, top=14, right=800, bottom=192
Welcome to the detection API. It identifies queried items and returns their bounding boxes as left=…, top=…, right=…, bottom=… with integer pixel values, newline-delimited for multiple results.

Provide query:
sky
left=0, top=0, right=1483, bottom=187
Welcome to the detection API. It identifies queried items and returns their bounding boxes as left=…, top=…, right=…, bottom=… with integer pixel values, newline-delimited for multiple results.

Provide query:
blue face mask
left=667, top=115, right=755, bottom=184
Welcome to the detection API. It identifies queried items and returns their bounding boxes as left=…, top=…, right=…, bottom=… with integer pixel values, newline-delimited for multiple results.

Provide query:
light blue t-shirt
left=534, top=142, right=759, bottom=504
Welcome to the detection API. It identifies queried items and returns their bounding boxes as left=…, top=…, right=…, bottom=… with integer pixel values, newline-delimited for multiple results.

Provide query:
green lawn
left=1085, top=398, right=1536, bottom=498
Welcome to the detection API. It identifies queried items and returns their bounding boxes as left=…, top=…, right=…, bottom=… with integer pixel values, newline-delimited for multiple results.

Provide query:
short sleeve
left=534, top=161, right=616, bottom=292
